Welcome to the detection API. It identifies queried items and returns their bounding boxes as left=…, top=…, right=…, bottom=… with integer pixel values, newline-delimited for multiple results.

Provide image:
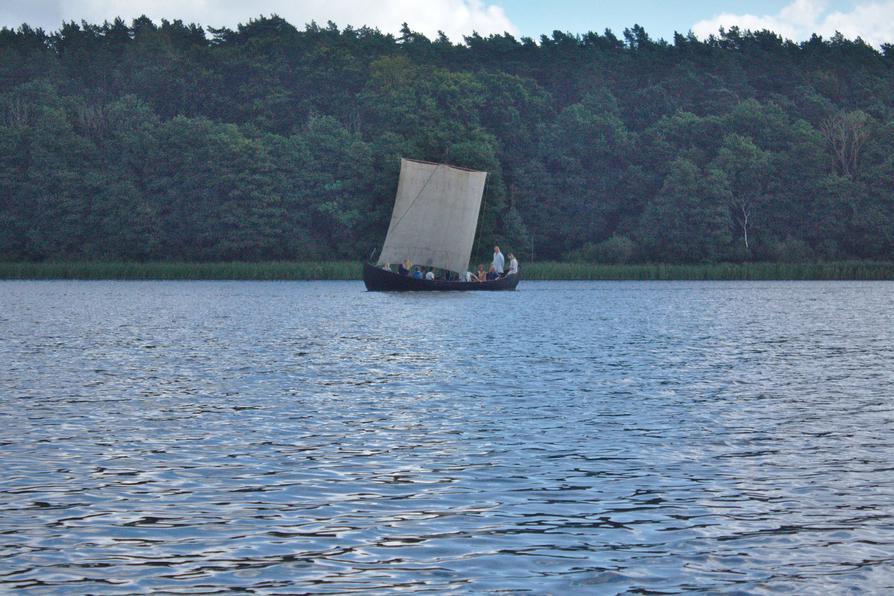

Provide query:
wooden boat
left=363, top=262, right=520, bottom=292
left=363, top=158, right=519, bottom=292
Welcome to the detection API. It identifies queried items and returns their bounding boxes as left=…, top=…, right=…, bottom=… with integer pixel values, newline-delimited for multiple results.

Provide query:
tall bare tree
left=821, top=110, right=871, bottom=178
left=711, top=134, right=769, bottom=254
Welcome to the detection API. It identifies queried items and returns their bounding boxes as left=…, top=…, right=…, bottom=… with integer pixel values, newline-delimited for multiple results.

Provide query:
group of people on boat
left=396, top=261, right=436, bottom=280
left=382, top=245, right=518, bottom=283
left=469, top=245, right=518, bottom=281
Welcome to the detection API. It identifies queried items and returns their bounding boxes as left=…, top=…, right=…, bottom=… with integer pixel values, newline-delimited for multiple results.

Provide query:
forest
left=0, top=15, right=893, bottom=264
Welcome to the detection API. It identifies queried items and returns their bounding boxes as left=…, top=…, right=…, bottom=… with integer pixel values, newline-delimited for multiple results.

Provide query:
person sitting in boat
left=474, top=264, right=486, bottom=281
left=381, top=262, right=392, bottom=272
left=486, top=265, right=500, bottom=281
left=412, top=266, right=423, bottom=279
left=505, top=253, right=518, bottom=276
left=399, top=259, right=411, bottom=276
left=425, top=268, right=435, bottom=280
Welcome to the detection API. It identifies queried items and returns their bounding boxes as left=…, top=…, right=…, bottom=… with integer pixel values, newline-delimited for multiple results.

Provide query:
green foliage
left=571, top=235, right=638, bottom=264
left=765, top=237, right=816, bottom=262
left=639, top=159, right=732, bottom=262
left=1, top=16, right=894, bottom=264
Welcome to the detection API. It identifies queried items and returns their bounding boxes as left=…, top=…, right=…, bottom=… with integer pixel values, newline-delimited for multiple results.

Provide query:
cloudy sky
left=1, top=0, right=892, bottom=46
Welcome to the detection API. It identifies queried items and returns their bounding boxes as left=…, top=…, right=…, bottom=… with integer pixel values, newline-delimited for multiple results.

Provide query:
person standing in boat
left=506, top=253, right=518, bottom=276
left=492, top=246, right=504, bottom=275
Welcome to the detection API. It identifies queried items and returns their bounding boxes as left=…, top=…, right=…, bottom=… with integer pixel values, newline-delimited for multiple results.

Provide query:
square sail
left=377, top=158, right=487, bottom=275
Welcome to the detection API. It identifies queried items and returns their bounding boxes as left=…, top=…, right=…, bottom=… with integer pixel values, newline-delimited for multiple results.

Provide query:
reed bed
left=522, top=261, right=894, bottom=280
left=1, top=261, right=893, bottom=281
left=0, top=261, right=361, bottom=280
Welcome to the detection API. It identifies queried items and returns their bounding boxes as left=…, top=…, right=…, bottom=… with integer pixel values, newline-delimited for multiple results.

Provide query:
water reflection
left=1, top=280, right=892, bottom=592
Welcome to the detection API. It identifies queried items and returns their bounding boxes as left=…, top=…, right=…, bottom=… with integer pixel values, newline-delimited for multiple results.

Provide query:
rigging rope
left=471, top=175, right=488, bottom=269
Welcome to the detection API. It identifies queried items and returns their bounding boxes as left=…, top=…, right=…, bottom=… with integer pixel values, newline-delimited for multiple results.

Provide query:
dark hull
left=363, top=262, right=520, bottom=292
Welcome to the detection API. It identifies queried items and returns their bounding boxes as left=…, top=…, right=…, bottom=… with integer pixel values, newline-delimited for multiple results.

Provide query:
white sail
left=377, top=158, right=487, bottom=274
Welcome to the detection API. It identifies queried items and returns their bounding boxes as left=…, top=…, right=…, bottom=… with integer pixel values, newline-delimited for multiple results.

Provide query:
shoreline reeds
left=0, top=261, right=361, bottom=280
left=2, top=261, right=893, bottom=281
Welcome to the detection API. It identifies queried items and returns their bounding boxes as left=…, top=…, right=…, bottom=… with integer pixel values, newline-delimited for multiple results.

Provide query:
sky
left=1, top=0, right=893, bottom=46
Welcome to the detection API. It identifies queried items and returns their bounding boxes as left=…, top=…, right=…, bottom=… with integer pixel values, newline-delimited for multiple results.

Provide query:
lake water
left=1, top=280, right=893, bottom=593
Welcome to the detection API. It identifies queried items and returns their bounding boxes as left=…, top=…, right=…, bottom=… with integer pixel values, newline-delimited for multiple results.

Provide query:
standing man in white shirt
left=492, top=245, right=504, bottom=275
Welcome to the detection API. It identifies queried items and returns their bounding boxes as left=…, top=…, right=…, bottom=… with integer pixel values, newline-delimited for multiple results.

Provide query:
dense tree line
left=1, top=16, right=893, bottom=263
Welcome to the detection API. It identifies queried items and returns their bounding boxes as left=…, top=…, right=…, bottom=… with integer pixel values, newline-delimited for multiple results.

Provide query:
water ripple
left=1, top=280, right=893, bottom=592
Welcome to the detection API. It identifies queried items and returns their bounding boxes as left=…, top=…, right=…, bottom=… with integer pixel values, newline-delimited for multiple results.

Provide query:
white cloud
left=692, top=0, right=894, bottom=47
left=1, top=0, right=518, bottom=41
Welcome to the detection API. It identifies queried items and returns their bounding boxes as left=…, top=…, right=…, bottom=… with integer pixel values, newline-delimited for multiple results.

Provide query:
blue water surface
left=1, top=280, right=892, bottom=592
